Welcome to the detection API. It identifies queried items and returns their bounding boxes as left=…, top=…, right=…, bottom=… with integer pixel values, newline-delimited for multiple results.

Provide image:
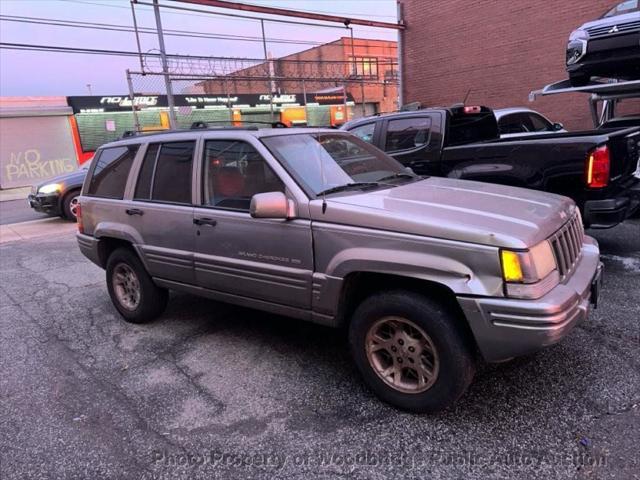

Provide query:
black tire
left=348, top=290, right=476, bottom=413
left=61, top=189, right=81, bottom=221
left=106, top=247, right=168, bottom=323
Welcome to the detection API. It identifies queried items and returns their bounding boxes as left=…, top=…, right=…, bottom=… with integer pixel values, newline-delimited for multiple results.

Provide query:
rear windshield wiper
left=376, top=172, right=421, bottom=182
left=317, top=182, right=382, bottom=196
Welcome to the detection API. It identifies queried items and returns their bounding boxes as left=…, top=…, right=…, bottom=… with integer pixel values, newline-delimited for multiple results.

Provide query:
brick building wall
left=201, top=38, right=398, bottom=114
left=399, top=0, right=633, bottom=130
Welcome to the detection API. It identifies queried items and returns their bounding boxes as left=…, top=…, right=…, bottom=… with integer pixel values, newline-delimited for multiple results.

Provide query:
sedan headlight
left=38, top=183, right=62, bottom=194
left=500, top=240, right=559, bottom=299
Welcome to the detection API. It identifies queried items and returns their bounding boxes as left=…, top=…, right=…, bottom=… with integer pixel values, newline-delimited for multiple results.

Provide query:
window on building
left=350, top=57, right=379, bottom=78
left=87, top=145, right=139, bottom=199
left=384, top=117, right=432, bottom=152
left=134, top=141, right=194, bottom=204
left=203, top=140, right=284, bottom=211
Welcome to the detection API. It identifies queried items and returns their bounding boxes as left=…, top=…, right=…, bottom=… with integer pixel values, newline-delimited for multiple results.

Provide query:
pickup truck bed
left=343, top=106, right=640, bottom=228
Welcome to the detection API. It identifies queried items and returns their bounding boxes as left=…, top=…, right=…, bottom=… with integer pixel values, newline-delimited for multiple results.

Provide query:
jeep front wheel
left=349, top=290, right=476, bottom=413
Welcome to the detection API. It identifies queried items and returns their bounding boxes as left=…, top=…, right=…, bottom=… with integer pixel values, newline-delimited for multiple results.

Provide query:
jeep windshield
left=262, top=132, right=418, bottom=197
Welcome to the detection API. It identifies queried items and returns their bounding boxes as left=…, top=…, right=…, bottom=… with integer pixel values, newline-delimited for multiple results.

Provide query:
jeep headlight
left=500, top=240, right=559, bottom=299
left=38, top=183, right=62, bottom=194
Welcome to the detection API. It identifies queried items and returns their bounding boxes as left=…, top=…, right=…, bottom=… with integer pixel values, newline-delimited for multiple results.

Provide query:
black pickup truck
left=342, top=106, right=640, bottom=228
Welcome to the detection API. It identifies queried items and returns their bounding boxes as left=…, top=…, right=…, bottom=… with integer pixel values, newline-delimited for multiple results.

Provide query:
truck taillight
left=463, top=106, right=481, bottom=114
left=76, top=201, right=84, bottom=234
left=586, top=146, right=610, bottom=188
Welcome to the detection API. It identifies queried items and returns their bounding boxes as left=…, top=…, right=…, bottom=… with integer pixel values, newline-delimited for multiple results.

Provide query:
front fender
left=326, top=247, right=479, bottom=294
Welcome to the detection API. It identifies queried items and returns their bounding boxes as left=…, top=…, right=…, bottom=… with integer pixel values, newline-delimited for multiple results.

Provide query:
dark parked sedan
left=28, top=161, right=90, bottom=220
left=566, top=0, right=640, bottom=86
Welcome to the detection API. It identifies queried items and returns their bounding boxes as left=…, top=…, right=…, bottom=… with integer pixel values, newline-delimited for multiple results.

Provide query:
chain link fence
left=122, top=51, right=398, bottom=134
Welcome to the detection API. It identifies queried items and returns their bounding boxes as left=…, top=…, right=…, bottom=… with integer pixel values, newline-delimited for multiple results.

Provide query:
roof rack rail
left=190, top=120, right=289, bottom=130
left=120, top=128, right=167, bottom=139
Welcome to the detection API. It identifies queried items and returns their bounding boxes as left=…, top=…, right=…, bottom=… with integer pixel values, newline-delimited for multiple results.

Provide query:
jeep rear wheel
left=349, top=290, right=476, bottom=413
left=106, top=248, right=168, bottom=323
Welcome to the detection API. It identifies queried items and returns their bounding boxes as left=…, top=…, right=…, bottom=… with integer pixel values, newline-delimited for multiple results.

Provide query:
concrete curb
left=0, top=187, right=32, bottom=202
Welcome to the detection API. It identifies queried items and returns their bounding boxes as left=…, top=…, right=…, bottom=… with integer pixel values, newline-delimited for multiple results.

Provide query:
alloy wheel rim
left=69, top=196, right=80, bottom=218
left=365, top=316, right=439, bottom=394
left=113, top=263, right=141, bottom=311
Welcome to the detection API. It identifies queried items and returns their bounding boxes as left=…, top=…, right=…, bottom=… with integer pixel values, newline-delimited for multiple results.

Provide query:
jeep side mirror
left=250, top=192, right=291, bottom=219
left=553, top=122, right=564, bottom=131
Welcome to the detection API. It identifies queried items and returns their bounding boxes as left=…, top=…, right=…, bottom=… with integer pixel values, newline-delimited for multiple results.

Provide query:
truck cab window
left=384, top=117, right=432, bottom=152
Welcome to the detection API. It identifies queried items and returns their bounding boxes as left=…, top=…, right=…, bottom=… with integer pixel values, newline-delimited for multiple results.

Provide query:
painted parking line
left=0, top=217, right=77, bottom=244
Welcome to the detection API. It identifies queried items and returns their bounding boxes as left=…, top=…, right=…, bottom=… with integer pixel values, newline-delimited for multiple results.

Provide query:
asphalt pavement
left=0, top=198, right=50, bottom=225
left=0, top=219, right=638, bottom=479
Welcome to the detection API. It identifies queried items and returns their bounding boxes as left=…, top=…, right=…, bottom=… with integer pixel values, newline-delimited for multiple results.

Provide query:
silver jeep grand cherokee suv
left=76, top=127, right=603, bottom=412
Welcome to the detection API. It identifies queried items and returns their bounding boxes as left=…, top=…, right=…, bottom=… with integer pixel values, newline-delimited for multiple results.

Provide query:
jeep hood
left=311, top=177, right=576, bottom=249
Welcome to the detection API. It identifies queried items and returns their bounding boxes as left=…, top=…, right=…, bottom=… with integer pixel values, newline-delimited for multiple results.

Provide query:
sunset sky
left=0, top=0, right=398, bottom=96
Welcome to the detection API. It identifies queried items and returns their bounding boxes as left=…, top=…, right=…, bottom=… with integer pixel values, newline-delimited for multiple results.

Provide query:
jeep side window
left=134, top=141, right=194, bottom=204
left=350, top=123, right=376, bottom=144
left=203, top=140, right=284, bottom=211
left=384, top=117, right=431, bottom=152
left=87, top=144, right=139, bottom=199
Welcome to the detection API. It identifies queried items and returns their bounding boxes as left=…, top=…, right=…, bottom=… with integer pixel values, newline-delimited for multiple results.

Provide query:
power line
left=0, top=42, right=397, bottom=65
left=0, top=14, right=397, bottom=50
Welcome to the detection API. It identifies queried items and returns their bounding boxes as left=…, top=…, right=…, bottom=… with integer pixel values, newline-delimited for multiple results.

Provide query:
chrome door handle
left=125, top=208, right=144, bottom=216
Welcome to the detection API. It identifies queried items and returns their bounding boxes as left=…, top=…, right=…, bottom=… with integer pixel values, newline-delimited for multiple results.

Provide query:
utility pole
left=261, top=19, right=275, bottom=122
left=397, top=0, right=404, bottom=108
left=348, top=26, right=366, bottom=117
left=152, top=0, right=178, bottom=129
left=126, top=70, right=141, bottom=132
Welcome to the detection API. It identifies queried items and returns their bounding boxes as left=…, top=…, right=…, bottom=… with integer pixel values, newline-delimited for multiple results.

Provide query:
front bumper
left=567, top=32, right=640, bottom=78
left=28, top=192, right=61, bottom=215
left=458, top=237, right=602, bottom=362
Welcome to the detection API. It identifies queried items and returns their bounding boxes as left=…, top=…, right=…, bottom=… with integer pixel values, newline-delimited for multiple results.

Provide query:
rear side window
left=87, top=145, right=139, bottom=199
left=447, top=110, right=499, bottom=146
left=349, top=123, right=376, bottom=144
left=497, top=114, right=528, bottom=135
left=527, top=113, right=553, bottom=132
left=134, top=144, right=159, bottom=200
left=384, top=117, right=431, bottom=152
left=134, top=141, right=194, bottom=204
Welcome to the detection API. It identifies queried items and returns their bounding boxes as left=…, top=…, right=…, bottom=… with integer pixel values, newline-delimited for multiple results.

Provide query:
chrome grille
left=549, top=212, right=584, bottom=279
left=586, top=19, right=640, bottom=37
